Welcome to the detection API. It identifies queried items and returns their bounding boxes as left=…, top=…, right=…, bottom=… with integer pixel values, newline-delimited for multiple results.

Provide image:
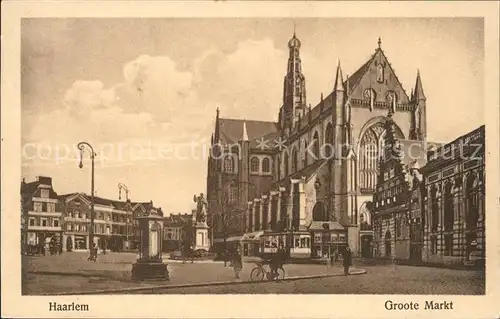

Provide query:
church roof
left=272, top=159, right=326, bottom=189
left=218, top=118, right=279, bottom=146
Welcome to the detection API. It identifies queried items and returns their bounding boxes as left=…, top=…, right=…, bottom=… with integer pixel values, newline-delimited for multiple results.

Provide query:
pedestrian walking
left=232, top=247, right=243, bottom=279
left=330, top=251, right=335, bottom=267
left=342, top=246, right=352, bottom=276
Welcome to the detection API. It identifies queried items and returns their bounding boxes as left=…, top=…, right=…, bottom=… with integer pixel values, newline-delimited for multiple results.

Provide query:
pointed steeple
left=241, top=120, right=249, bottom=141
left=334, top=60, right=344, bottom=92
left=377, top=37, right=382, bottom=50
left=413, top=69, right=426, bottom=101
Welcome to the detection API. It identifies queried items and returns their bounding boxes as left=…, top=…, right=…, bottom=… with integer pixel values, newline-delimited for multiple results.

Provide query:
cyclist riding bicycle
left=270, top=244, right=286, bottom=279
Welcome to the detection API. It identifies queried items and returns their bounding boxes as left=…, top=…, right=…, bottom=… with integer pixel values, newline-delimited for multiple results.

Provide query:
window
left=40, top=189, right=49, bottom=198
left=331, top=233, right=338, bottom=241
left=41, top=218, right=48, bottom=227
left=53, top=219, right=59, bottom=227
left=262, top=157, right=270, bottom=173
left=224, top=156, right=235, bottom=173
left=34, top=202, right=42, bottom=212
left=443, top=184, right=454, bottom=231
left=292, top=149, right=298, bottom=172
left=228, top=185, right=238, bottom=204
left=396, top=218, right=402, bottom=237
left=314, top=233, right=321, bottom=243
left=430, top=236, right=437, bottom=254
left=377, top=63, right=384, bottom=82
left=75, top=224, right=80, bottom=231
left=312, top=132, right=320, bottom=161
left=41, top=202, right=47, bottom=212
left=324, top=124, right=333, bottom=158
left=444, top=234, right=453, bottom=256
left=29, top=218, right=35, bottom=226
left=67, top=223, right=72, bottom=231
left=250, top=157, right=260, bottom=173
left=430, top=187, right=439, bottom=232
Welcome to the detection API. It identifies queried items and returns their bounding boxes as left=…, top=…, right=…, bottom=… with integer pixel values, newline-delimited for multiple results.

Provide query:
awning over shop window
left=241, top=231, right=264, bottom=242
left=308, top=221, right=345, bottom=231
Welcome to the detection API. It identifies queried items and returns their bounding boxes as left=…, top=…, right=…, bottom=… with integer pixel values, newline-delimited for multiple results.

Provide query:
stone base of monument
left=194, top=222, right=210, bottom=251
left=131, top=260, right=169, bottom=281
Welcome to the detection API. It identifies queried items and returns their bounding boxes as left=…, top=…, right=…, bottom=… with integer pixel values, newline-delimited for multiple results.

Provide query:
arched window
left=262, top=157, right=271, bottom=173
left=228, top=184, right=238, bottom=204
left=430, top=187, right=438, bottom=232
left=250, top=157, right=260, bottom=173
left=312, top=131, right=320, bottom=161
left=324, top=123, right=333, bottom=158
left=443, top=182, right=454, bottom=231
left=359, top=202, right=372, bottom=231
left=312, top=202, right=327, bottom=221
left=283, top=152, right=289, bottom=177
left=292, top=148, right=298, bottom=173
left=224, top=156, right=234, bottom=173
left=301, top=140, right=308, bottom=168
left=465, top=174, right=479, bottom=229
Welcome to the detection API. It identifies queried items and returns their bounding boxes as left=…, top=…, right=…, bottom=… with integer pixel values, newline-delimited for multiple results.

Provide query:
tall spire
left=334, top=60, right=344, bottom=92
left=413, top=69, right=426, bottom=101
left=241, top=120, right=249, bottom=141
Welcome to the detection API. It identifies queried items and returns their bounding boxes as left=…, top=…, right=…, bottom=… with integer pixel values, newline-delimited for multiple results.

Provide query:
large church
left=206, top=32, right=434, bottom=258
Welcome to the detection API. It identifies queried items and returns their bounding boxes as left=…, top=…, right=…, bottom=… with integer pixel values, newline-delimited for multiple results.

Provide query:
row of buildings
left=20, top=177, right=195, bottom=253
left=204, top=33, right=485, bottom=266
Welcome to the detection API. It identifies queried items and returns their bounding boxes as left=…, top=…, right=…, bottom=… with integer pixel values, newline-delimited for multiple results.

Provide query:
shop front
left=309, top=221, right=347, bottom=259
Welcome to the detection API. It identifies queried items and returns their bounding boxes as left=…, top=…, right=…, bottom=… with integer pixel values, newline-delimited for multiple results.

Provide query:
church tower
left=280, top=31, right=307, bottom=133
left=410, top=70, right=427, bottom=141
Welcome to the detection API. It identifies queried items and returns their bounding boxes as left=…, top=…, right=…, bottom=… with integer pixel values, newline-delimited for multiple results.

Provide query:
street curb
left=38, top=268, right=367, bottom=295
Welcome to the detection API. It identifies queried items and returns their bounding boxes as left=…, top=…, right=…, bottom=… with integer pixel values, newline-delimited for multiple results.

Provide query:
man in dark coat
left=342, top=246, right=352, bottom=276
left=232, top=247, right=243, bottom=279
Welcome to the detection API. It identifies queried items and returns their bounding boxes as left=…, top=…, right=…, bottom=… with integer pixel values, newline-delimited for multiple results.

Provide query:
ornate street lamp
left=78, top=142, right=96, bottom=259
left=118, top=182, right=131, bottom=249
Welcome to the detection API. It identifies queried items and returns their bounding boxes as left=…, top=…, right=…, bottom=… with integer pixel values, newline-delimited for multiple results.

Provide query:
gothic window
left=284, top=152, right=289, bottom=177
left=324, top=123, right=333, bottom=158
left=262, top=157, right=271, bottom=173
left=359, top=126, right=379, bottom=191
left=465, top=174, right=479, bottom=229
left=228, top=185, right=238, bottom=204
left=396, top=218, right=401, bottom=237
left=443, top=183, right=454, bottom=231
left=312, top=202, right=327, bottom=221
left=250, top=157, right=260, bottom=173
left=224, top=156, right=234, bottom=173
left=377, top=63, right=384, bottom=83
left=430, top=187, right=439, bottom=232
left=292, top=148, right=298, bottom=173
left=444, top=234, right=453, bottom=256
left=312, top=131, right=320, bottom=161
left=301, top=140, right=308, bottom=168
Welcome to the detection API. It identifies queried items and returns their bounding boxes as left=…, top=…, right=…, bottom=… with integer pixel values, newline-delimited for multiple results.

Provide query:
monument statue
left=193, top=193, right=207, bottom=224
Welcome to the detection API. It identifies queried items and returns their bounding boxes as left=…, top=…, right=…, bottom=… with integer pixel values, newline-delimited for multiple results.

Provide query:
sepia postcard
left=1, top=1, right=499, bottom=318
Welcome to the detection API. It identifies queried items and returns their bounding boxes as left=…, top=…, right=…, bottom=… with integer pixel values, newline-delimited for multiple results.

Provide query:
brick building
left=207, top=33, right=435, bottom=257
left=21, top=176, right=64, bottom=253
left=163, top=212, right=194, bottom=252
left=372, top=124, right=485, bottom=266
left=59, top=193, right=158, bottom=251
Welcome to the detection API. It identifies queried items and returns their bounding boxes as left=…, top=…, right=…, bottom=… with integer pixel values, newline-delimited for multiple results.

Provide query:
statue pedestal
left=194, top=222, right=210, bottom=251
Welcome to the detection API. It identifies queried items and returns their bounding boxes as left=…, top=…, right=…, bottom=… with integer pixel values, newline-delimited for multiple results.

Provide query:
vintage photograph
left=20, top=17, right=485, bottom=296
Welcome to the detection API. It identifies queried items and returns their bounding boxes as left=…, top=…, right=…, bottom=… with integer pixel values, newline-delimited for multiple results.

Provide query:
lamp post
left=118, top=183, right=130, bottom=249
left=78, top=142, right=96, bottom=258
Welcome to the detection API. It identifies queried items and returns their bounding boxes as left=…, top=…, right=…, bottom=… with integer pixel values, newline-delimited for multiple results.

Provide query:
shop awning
left=241, top=231, right=264, bottom=241
left=213, top=236, right=243, bottom=243
left=308, top=221, right=345, bottom=231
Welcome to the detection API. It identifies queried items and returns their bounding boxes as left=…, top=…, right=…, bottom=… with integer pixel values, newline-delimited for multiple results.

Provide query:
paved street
left=139, top=265, right=485, bottom=295
left=23, top=251, right=483, bottom=295
left=142, top=263, right=484, bottom=294
left=22, top=252, right=360, bottom=295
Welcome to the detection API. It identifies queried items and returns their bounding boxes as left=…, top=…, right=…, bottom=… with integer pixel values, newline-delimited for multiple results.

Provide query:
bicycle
left=250, top=262, right=285, bottom=282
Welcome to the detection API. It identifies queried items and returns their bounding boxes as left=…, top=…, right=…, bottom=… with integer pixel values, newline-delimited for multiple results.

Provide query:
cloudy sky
left=21, top=18, right=484, bottom=214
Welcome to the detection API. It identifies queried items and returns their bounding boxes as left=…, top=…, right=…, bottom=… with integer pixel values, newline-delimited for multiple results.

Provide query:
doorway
left=361, top=235, right=373, bottom=258
left=384, top=231, right=392, bottom=257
